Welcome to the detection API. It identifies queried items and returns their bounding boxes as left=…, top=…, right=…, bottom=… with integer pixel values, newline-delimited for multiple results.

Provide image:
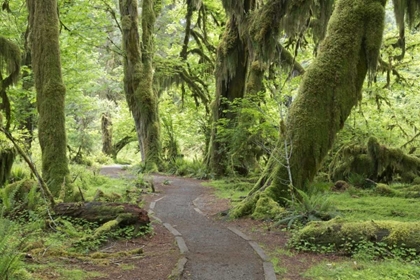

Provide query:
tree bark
left=27, top=0, right=71, bottom=198
left=119, top=0, right=161, bottom=171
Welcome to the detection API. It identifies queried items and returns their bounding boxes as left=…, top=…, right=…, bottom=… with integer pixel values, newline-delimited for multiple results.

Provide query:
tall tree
left=119, top=0, right=161, bottom=170
left=233, top=0, right=386, bottom=216
left=27, top=0, right=71, bottom=197
left=207, top=0, right=329, bottom=176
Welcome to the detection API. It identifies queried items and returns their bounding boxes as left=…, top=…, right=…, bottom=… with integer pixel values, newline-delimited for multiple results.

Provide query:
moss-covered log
left=291, top=219, right=420, bottom=254
left=27, top=0, right=71, bottom=197
left=330, top=137, right=420, bottom=184
left=54, top=202, right=150, bottom=226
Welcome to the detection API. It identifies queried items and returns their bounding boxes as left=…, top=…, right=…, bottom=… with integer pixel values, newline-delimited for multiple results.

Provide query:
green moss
left=93, top=219, right=119, bottom=236
left=230, top=195, right=258, bottom=218
left=268, top=0, right=386, bottom=203
left=121, top=16, right=132, bottom=30
left=251, top=193, right=285, bottom=220
left=292, top=219, right=420, bottom=253
left=375, top=183, right=398, bottom=197
left=120, top=0, right=161, bottom=170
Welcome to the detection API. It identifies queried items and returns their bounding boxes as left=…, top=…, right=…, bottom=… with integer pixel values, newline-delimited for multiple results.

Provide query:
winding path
left=151, top=175, right=271, bottom=280
left=100, top=167, right=275, bottom=279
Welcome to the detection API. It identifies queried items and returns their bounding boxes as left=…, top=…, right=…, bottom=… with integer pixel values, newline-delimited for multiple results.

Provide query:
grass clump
left=305, top=259, right=420, bottom=279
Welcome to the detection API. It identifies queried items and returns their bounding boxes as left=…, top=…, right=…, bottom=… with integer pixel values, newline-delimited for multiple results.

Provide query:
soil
left=38, top=167, right=345, bottom=279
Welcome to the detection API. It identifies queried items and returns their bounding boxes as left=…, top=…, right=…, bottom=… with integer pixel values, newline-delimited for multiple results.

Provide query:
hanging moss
left=0, top=36, right=20, bottom=86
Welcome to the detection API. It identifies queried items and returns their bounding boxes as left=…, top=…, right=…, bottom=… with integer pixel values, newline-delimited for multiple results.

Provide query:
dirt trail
left=152, top=175, right=265, bottom=280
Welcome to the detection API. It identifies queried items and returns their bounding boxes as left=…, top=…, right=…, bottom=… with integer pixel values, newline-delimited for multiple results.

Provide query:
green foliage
left=58, top=217, right=150, bottom=252
left=205, top=178, right=255, bottom=203
left=0, top=217, right=31, bottom=279
left=274, top=188, right=336, bottom=228
left=0, top=180, right=41, bottom=216
left=214, top=96, right=278, bottom=176
left=329, top=189, right=420, bottom=222
left=305, top=259, right=420, bottom=280
left=165, top=157, right=212, bottom=180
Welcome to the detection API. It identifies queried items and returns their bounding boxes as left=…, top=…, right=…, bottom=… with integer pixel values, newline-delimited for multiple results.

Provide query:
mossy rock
left=374, top=183, right=398, bottom=197
left=251, top=194, right=285, bottom=220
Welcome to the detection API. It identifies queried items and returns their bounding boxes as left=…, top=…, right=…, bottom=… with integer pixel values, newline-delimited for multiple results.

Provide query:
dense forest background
left=2, top=0, right=420, bottom=278
left=2, top=0, right=420, bottom=193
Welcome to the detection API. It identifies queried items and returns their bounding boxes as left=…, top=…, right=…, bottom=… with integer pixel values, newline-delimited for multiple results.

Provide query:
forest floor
left=84, top=167, right=344, bottom=280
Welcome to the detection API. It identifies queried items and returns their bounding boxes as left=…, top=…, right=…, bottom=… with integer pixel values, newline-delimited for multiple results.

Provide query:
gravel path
left=152, top=175, right=265, bottom=280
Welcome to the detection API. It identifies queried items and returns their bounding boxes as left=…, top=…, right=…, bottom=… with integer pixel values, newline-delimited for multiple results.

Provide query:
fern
left=275, top=188, right=336, bottom=228
left=0, top=217, right=28, bottom=279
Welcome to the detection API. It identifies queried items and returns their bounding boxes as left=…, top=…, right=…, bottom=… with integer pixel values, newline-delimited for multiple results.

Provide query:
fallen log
left=291, top=219, right=420, bottom=254
left=53, top=202, right=150, bottom=226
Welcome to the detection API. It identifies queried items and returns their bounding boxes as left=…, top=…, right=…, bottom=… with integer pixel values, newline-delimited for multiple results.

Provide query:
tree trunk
left=119, top=0, right=161, bottom=171
left=208, top=15, right=249, bottom=176
left=266, top=0, right=386, bottom=202
left=27, top=0, right=71, bottom=198
left=101, top=112, right=113, bottom=156
left=0, top=148, right=15, bottom=187
left=54, top=202, right=150, bottom=226
left=233, top=0, right=386, bottom=216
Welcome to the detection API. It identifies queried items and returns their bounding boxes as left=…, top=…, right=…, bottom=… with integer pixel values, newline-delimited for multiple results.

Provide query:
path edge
left=149, top=196, right=188, bottom=280
left=228, top=226, right=277, bottom=280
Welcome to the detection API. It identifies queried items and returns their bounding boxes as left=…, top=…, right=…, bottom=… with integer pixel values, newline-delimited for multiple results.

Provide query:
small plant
left=0, top=217, right=31, bottom=279
left=274, top=188, right=337, bottom=228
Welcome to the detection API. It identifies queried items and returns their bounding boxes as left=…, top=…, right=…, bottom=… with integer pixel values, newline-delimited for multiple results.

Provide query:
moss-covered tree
left=119, top=0, right=161, bottom=170
left=0, top=36, right=20, bottom=186
left=232, top=0, right=387, bottom=216
left=27, top=0, right=71, bottom=197
left=207, top=0, right=329, bottom=176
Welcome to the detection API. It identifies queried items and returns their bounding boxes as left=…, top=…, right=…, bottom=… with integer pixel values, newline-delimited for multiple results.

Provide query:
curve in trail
left=152, top=175, right=265, bottom=280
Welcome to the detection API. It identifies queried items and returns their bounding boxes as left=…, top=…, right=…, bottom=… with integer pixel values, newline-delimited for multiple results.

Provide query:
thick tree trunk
left=208, top=16, right=249, bottom=176
left=268, top=0, right=386, bottom=200
left=27, top=0, right=71, bottom=198
left=233, top=0, right=386, bottom=217
left=119, top=0, right=161, bottom=171
left=54, top=202, right=150, bottom=226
